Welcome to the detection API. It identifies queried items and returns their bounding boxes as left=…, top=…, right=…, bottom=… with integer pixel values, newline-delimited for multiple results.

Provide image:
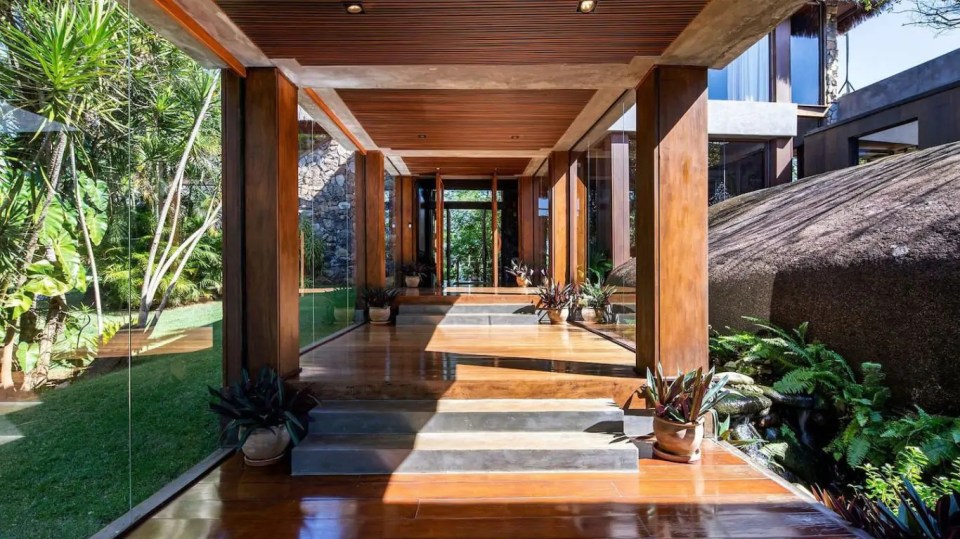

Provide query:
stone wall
left=298, top=138, right=355, bottom=285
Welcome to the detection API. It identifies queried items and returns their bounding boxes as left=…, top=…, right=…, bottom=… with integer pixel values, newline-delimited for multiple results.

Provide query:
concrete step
left=291, top=431, right=639, bottom=475
left=308, top=399, right=623, bottom=434
left=399, top=303, right=537, bottom=315
left=395, top=313, right=540, bottom=326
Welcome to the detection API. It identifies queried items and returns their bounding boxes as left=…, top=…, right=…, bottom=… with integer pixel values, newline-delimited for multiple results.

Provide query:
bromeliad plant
left=535, top=276, right=573, bottom=311
left=506, top=258, right=533, bottom=286
left=360, top=287, right=401, bottom=309
left=208, top=367, right=315, bottom=448
left=400, top=262, right=429, bottom=278
left=642, top=362, right=732, bottom=424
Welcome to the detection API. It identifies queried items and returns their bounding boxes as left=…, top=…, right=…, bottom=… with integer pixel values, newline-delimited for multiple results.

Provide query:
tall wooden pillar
left=635, top=66, right=709, bottom=375
left=548, top=151, right=569, bottom=284
left=517, top=176, right=536, bottom=266
left=355, top=150, right=386, bottom=289
left=225, top=67, right=300, bottom=379
left=608, top=133, right=632, bottom=267
left=571, top=154, right=587, bottom=283
left=393, top=175, right=417, bottom=278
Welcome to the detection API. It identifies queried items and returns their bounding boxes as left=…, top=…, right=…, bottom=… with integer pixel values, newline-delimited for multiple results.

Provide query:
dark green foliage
left=299, top=218, right=326, bottom=287
left=359, top=287, right=400, bottom=308
left=208, top=367, right=315, bottom=447
left=815, top=478, right=960, bottom=539
left=642, top=362, right=731, bottom=424
left=400, top=262, right=430, bottom=277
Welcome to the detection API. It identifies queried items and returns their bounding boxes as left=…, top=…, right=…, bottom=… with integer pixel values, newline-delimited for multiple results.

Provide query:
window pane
left=791, top=6, right=823, bottom=105
left=709, top=141, right=768, bottom=203
left=708, top=36, right=771, bottom=101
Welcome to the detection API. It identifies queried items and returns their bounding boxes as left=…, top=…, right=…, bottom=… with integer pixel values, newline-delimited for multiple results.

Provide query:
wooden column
left=221, top=69, right=244, bottom=386
left=548, top=151, right=569, bottom=284
left=608, top=133, right=632, bottom=267
left=435, top=172, right=444, bottom=287
left=570, top=154, right=587, bottom=283
left=355, top=150, right=386, bottom=289
left=394, top=175, right=417, bottom=276
left=491, top=173, right=500, bottom=287
left=240, top=67, right=299, bottom=378
left=517, top=176, right=536, bottom=266
left=635, top=66, right=709, bottom=375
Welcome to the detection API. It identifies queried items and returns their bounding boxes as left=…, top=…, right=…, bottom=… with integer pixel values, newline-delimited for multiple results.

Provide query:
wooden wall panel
left=337, top=90, right=595, bottom=151
left=242, top=67, right=300, bottom=378
left=548, top=151, right=569, bottom=285
left=216, top=0, right=708, bottom=66
left=635, top=66, right=709, bottom=375
left=394, top=176, right=417, bottom=275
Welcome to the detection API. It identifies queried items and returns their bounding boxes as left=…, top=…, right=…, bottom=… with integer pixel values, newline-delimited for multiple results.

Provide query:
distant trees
left=903, top=0, right=960, bottom=29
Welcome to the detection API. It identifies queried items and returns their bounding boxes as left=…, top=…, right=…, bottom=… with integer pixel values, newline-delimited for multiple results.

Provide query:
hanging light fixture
left=577, top=0, right=598, bottom=13
left=342, top=1, right=365, bottom=14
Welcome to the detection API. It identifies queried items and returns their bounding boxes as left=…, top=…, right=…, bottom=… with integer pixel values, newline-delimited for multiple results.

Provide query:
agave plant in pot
left=536, top=276, right=573, bottom=324
left=641, top=362, right=731, bottom=463
left=360, top=287, right=400, bottom=325
left=208, top=368, right=316, bottom=466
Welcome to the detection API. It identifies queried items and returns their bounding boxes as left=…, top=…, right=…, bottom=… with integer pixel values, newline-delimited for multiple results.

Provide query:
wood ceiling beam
left=152, top=0, right=246, bottom=76
left=303, top=88, right=367, bottom=155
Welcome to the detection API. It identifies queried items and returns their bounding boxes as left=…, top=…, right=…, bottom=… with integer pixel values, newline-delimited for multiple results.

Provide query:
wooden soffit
left=337, top=89, right=596, bottom=151
left=404, top=157, right=531, bottom=177
left=213, top=0, right=709, bottom=66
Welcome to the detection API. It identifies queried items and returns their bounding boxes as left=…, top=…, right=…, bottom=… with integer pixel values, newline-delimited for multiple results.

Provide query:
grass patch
left=0, top=291, right=353, bottom=539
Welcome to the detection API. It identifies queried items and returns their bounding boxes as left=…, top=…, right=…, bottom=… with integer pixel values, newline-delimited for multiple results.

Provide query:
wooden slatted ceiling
left=404, top=157, right=530, bottom=177
left=337, top=89, right=596, bottom=151
left=214, top=0, right=709, bottom=65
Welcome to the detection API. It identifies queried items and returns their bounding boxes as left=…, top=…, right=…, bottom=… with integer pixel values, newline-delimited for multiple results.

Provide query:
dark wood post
left=240, top=67, right=300, bottom=378
left=354, top=150, right=386, bottom=290
left=548, top=151, right=569, bottom=285
left=221, top=69, right=244, bottom=386
left=635, top=66, right=709, bottom=375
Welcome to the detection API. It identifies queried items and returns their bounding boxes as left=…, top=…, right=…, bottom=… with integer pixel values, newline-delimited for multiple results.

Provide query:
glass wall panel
left=708, top=36, right=772, bottom=102
left=534, top=162, right=550, bottom=281
left=385, top=172, right=395, bottom=286
left=298, top=110, right=357, bottom=348
left=708, top=141, right=768, bottom=204
left=791, top=5, right=823, bottom=105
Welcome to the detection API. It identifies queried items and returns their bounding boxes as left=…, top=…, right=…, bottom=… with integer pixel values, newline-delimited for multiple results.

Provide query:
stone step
left=291, top=431, right=639, bottom=475
left=399, top=303, right=537, bottom=315
left=308, top=399, right=623, bottom=434
left=395, top=313, right=540, bottom=326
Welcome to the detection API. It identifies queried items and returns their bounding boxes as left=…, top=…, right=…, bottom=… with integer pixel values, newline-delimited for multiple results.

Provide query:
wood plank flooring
left=128, top=441, right=859, bottom=538
left=296, top=324, right=643, bottom=403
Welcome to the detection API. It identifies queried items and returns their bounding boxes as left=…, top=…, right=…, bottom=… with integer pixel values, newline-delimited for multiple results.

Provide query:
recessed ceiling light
left=417, top=134, right=427, bottom=139
left=343, top=1, right=364, bottom=14
left=510, top=135, right=520, bottom=140
left=577, top=0, right=598, bottom=13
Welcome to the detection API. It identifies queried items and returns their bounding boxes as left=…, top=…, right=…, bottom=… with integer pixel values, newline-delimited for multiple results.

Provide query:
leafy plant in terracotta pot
left=581, top=278, right=617, bottom=324
left=208, top=368, right=315, bottom=466
left=641, top=362, right=732, bottom=463
left=536, top=275, right=572, bottom=324
left=506, top=258, right=533, bottom=287
left=360, top=287, right=400, bottom=325
left=400, top=263, right=428, bottom=288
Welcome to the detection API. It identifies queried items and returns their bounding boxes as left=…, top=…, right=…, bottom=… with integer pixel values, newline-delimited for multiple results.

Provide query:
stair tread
left=295, top=431, right=635, bottom=451
left=312, top=398, right=618, bottom=414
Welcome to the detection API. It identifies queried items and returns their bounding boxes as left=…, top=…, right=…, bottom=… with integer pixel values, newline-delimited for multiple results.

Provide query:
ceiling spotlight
left=417, top=134, right=427, bottom=139
left=510, top=135, right=520, bottom=140
left=343, top=1, right=364, bottom=14
left=577, top=0, right=598, bottom=13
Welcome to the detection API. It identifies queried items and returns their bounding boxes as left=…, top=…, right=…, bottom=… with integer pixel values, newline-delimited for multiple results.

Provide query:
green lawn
left=0, top=291, right=354, bottom=539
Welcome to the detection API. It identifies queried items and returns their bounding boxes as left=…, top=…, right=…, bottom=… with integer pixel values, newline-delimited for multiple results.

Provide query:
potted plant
left=360, top=287, right=400, bottom=325
left=400, top=263, right=428, bottom=288
left=581, top=279, right=617, bottom=324
left=641, top=362, right=732, bottom=463
left=208, top=368, right=315, bottom=466
left=536, top=276, right=572, bottom=324
left=506, top=258, right=533, bottom=287
left=329, top=287, right=355, bottom=324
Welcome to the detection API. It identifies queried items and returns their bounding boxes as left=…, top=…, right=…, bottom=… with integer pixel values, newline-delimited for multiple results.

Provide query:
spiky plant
left=642, top=362, right=732, bottom=424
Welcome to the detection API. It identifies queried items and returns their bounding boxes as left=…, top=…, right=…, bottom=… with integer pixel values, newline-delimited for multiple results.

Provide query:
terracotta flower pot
left=653, top=416, right=704, bottom=463
left=546, top=308, right=568, bottom=324
left=241, top=426, right=290, bottom=466
left=404, top=275, right=421, bottom=288
left=515, top=275, right=528, bottom=287
left=368, top=306, right=392, bottom=325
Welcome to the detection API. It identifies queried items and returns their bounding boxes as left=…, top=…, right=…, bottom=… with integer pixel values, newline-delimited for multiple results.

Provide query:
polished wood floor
left=128, top=440, right=858, bottom=538
left=297, top=324, right=643, bottom=404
